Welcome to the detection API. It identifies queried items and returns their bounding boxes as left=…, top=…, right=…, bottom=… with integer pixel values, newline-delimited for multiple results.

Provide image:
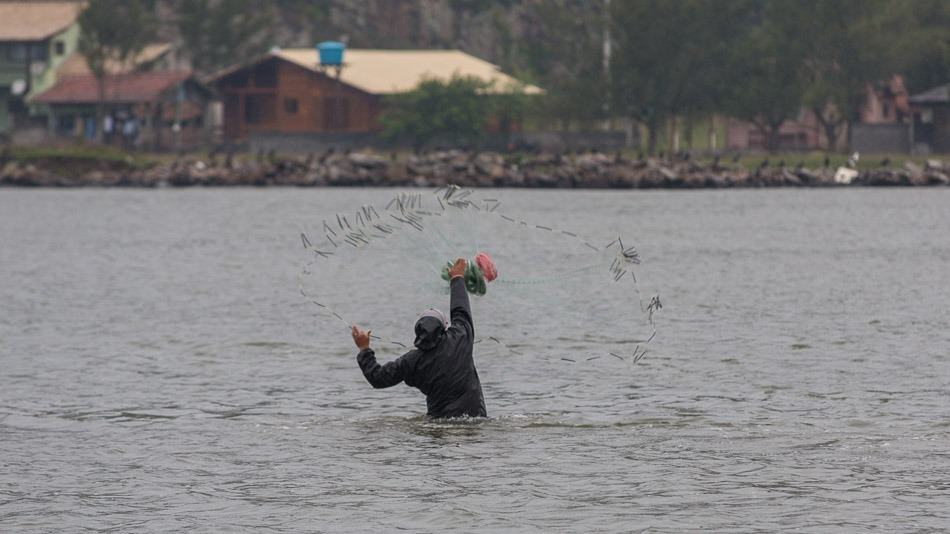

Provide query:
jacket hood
left=413, top=316, right=446, bottom=351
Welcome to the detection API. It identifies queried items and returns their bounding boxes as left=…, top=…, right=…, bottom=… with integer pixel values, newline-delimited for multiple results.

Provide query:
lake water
left=1, top=188, right=948, bottom=532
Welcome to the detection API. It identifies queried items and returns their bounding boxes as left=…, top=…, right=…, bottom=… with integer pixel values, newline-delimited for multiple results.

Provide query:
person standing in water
left=351, top=258, right=487, bottom=418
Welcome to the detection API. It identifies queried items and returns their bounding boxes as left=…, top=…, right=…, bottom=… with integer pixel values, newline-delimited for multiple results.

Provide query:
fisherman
left=351, top=258, right=487, bottom=418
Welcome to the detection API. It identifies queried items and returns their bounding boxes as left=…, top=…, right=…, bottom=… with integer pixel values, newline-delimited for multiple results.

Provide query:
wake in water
left=298, top=185, right=661, bottom=365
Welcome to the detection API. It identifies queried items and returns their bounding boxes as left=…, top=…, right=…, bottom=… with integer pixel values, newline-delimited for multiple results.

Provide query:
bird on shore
left=847, top=151, right=860, bottom=168
left=731, top=153, right=741, bottom=163
left=880, top=157, right=890, bottom=167
left=759, top=158, right=769, bottom=169
left=823, top=156, right=831, bottom=168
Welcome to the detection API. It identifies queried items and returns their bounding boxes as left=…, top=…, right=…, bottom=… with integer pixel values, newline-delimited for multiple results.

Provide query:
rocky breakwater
left=2, top=149, right=948, bottom=188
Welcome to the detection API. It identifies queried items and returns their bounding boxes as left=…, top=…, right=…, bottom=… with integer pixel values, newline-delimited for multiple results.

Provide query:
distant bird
left=731, top=153, right=741, bottom=163
left=658, top=150, right=665, bottom=160
left=759, top=158, right=769, bottom=169
left=823, top=156, right=831, bottom=168
left=880, top=157, right=891, bottom=167
left=637, top=151, right=645, bottom=161
left=795, top=161, right=804, bottom=170
left=847, top=151, right=860, bottom=168
left=777, top=159, right=785, bottom=168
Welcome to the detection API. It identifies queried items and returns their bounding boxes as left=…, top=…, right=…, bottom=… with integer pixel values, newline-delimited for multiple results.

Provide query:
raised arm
left=447, top=259, right=473, bottom=339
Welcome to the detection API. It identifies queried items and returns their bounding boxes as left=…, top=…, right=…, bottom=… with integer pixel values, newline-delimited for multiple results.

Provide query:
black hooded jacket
left=356, top=277, right=487, bottom=418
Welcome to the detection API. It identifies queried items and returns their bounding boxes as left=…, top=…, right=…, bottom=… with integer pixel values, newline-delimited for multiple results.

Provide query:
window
left=54, top=40, right=65, bottom=56
left=323, top=97, right=350, bottom=130
left=244, top=94, right=276, bottom=125
left=6, top=43, right=49, bottom=62
left=7, top=43, right=25, bottom=62
left=30, top=42, right=48, bottom=61
left=283, top=97, right=298, bottom=114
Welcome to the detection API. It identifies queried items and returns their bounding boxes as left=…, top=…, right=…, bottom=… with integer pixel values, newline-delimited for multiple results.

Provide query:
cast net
left=298, top=186, right=660, bottom=364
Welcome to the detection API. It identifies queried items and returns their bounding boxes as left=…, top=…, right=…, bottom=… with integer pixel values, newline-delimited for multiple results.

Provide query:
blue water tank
left=317, top=41, right=345, bottom=66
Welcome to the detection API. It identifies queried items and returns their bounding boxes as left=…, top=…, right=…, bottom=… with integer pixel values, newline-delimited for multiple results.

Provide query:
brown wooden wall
left=218, top=58, right=381, bottom=140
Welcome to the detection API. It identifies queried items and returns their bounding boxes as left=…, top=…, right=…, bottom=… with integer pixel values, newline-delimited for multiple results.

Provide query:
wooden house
left=210, top=48, right=541, bottom=142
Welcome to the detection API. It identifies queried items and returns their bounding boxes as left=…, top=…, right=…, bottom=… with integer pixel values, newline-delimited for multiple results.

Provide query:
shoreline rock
left=2, top=150, right=948, bottom=188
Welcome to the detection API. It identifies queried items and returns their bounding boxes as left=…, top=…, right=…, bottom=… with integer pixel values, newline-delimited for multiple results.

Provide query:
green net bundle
left=441, top=258, right=487, bottom=295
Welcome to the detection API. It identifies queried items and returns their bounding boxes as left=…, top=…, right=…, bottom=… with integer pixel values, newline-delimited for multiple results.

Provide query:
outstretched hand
left=351, top=325, right=371, bottom=350
left=448, top=257, right=466, bottom=279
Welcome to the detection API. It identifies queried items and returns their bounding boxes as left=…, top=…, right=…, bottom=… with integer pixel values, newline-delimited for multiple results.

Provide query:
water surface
left=1, top=188, right=948, bottom=532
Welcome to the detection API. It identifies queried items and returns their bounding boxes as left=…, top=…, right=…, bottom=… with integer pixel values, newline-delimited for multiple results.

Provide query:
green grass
left=690, top=151, right=940, bottom=171
left=6, top=144, right=155, bottom=168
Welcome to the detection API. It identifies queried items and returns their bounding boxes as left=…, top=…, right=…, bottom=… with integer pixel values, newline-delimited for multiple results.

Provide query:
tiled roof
left=32, top=71, right=192, bottom=104
left=0, top=1, right=80, bottom=41
left=211, top=48, right=543, bottom=95
left=909, top=83, right=950, bottom=105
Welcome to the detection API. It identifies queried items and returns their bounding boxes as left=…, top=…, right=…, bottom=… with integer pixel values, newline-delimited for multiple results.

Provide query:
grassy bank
left=686, top=151, right=937, bottom=172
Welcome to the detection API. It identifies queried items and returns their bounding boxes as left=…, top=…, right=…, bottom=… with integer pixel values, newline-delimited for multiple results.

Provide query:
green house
left=0, top=1, right=81, bottom=137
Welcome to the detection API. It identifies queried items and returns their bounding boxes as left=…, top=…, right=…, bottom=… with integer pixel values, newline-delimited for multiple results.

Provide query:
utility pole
left=174, top=81, right=183, bottom=154
left=602, top=0, right=611, bottom=132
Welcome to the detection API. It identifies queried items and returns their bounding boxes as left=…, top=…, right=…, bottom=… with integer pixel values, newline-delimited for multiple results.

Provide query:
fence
left=851, top=124, right=910, bottom=153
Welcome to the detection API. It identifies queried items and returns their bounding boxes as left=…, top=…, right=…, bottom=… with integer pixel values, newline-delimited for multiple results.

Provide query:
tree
left=783, top=0, right=890, bottom=151
left=518, top=0, right=608, bottom=129
left=724, top=1, right=806, bottom=152
left=78, top=0, right=156, bottom=141
left=608, top=0, right=750, bottom=154
left=380, top=76, right=494, bottom=150
left=875, top=0, right=950, bottom=93
left=178, top=0, right=274, bottom=73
